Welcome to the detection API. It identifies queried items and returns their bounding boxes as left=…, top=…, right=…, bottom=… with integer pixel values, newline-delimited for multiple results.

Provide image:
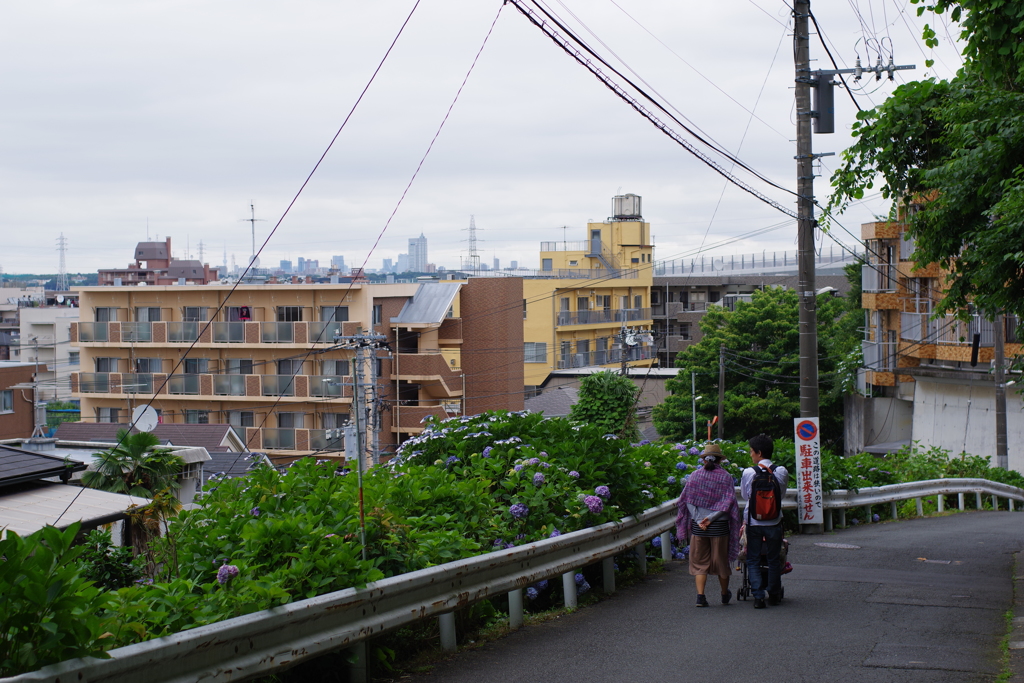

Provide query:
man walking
left=740, top=433, right=789, bottom=609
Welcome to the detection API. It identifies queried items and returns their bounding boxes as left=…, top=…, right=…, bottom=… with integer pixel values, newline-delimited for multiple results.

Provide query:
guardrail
left=8, top=478, right=1022, bottom=683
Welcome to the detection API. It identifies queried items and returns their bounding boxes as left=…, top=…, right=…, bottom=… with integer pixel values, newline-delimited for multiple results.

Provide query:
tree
left=81, top=430, right=183, bottom=498
left=827, top=0, right=1024, bottom=318
left=652, top=287, right=860, bottom=448
left=569, top=370, right=641, bottom=441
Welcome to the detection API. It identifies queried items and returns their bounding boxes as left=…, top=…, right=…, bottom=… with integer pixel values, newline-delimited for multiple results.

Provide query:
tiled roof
left=55, top=423, right=241, bottom=452
left=0, top=445, right=87, bottom=488
left=524, top=386, right=579, bottom=418
left=202, top=452, right=277, bottom=485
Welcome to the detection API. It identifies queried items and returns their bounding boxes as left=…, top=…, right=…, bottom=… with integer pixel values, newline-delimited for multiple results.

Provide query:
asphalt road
left=411, top=511, right=1024, bottom=682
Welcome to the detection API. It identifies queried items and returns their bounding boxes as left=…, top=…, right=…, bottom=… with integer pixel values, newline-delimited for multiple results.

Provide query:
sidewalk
left=411, top=511, right=1024, bottom=683
left=1010, top=550, right=1024, bottom=682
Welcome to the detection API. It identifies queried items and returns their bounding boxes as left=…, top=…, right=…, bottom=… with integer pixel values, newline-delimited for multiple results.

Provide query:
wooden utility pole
left=718, top=344, right=725, bottom=440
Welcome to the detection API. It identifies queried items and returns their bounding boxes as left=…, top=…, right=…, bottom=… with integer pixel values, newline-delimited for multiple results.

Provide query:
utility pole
left=240, top=203, right=266, bottom=266
left=691, top=370, right=697, bottom=441
left=717, top=344, right=725, bottom=440
left=994, top=313, right=1008, bottom=469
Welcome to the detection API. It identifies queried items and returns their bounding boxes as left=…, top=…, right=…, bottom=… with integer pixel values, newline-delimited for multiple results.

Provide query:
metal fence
left=9, top=478, right=1022, bottom=683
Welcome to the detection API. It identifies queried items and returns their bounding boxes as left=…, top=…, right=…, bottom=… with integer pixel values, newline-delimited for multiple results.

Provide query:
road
left=412, top=511, right=1023, bottom=682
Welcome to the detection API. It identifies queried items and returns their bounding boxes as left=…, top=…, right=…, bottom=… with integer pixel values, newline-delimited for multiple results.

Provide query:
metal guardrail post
left=1011, top=498, right=1016, bottom=512
left=864, top=506, right=871, bottom=522
left=824, top=509, right=833, bottom=531
left=890, top=501, right=898, bottom=519
left=602, top=557, right=615, bottom=594
left=976, top=492, right=983, bottom=510
left=838, top=508, right=846, bottom=527
left=958, top=493, right=965, bottom=511
left=937, top=495, right=944, bottom=513
left=563, top=571, right=578, bottom=609
left=508, top=589, right=524, bottom=630
left=438, top=613, right=456, bottom=652
left=349, top=642, right=367, bottom=683
left=635, top=545, right=647, bottom=575
left=660, top=532, right=672, bottom=562
left=992, top=495, right=999, bottom=511
left=915, top=498, right=923, bottom=516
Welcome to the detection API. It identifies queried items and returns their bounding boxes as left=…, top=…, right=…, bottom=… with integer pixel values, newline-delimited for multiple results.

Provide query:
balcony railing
left=261, top=322, right=294, bottom=343
left=213, top=374, right=247, bottom=396
left=862, top=264, right=896, bottom=293
left=121, top=322, right=153, bottom=342
left=122, top=373, right=154, bottom=394
left=900, top=312, right=934, bottom=342
left=79, top=372, right=110, bottom=393
left=539, top=240, right=591, bottom=252
left=934, top=315, right=996, bottom=346
left=262, top=375, right=295, bottom=396
left=168, top=321, right=200, bottom=342
left=308, top=429, right=345, bottom=451
left=863, top=340, right=897, bottom=371
left=556, top=345, right=656, bottom=369
left=262, top=428, right=296, bottom=450
left=213, top=322, right=246, bottom=343
left=310, top=375, right=348, bottom=397
left=78, top=322, right=109, bottom=342
left=308, top=322, right=342, bottom=343
left=167, top=374, right=200, bottom=395
left=556, top=308, right=652, bottom=326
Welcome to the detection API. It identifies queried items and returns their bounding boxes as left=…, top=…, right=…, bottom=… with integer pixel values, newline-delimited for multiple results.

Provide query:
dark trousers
left=745, top=522, right=784, bottom=599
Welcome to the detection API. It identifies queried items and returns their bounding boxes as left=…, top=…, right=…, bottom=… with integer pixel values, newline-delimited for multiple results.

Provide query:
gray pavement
left=412, top=511, right=1024, bottom=682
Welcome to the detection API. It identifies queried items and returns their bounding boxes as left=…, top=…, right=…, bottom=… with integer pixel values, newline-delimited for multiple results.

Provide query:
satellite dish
left=132, top=405, right=159, bottom=432
left=56, top=295, right=65, bottom=303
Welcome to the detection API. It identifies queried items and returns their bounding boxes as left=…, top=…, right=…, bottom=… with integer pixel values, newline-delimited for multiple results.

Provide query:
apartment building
left=98, top=238, right=219, bottom=286
left=651, top=248, right=857, bottom=368
left=522, top=194, right=656, bottom=391
left=69, top=278, right=523, bottom=459
left=852, top=219, right=1023, bottom=470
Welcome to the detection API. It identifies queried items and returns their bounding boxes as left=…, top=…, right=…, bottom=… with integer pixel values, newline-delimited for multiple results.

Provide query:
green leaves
left=569, top=371, right=641, bottom=440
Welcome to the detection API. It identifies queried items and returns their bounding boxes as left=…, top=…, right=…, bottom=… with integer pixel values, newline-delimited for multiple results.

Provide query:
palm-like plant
left=82, top=430, right=184, bottom=497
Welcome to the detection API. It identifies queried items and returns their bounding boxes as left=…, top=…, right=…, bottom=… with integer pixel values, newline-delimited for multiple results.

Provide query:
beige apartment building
left=69, top=278, right=524, bottom=459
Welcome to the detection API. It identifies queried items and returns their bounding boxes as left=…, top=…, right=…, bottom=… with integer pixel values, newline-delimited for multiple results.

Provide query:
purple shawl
left=675, top=466, right=742, bottom=563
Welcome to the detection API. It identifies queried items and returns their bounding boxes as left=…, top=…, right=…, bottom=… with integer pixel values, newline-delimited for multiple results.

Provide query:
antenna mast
left=240, top=202, right=266, bottom=266
left=56, top=234, right=69, bottom=292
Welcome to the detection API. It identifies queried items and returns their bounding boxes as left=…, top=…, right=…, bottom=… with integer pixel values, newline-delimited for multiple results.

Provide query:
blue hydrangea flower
left=850, top=518, right=860, bottom=525
left=568, top=470, right=580, bottom=479
left=446, top=455, right=459, bottom=466
left=575, top=573, right=586, bottom=586
left=510, top=503, right=529, bottom=519
left=533, top=472, right=545, bottom=486
left=482, top=446, right=493, bottom=458
left=872, top=513, right=880, bottom=522
left=514, top=464, right=524, bottom=472
left=216, top=564, right=239, bottom=585
left=493, top=539, right=504, bottom=547
left=584, top=495, right=604, bottom=514
left=688, top=446, right=700, bottom=456
left=667, top=476, right=677, bottom=484
left=526, top=587, right=539, bottom=601
left=651, top=536, right=662, bottom=548
left=595, top=485, right=610, bottom=499
left=549, top=528, right=561, bottom=538
left=639, top=439, right=651, bottom=446
left=676, top=461, right=688, bottom=471
left=536, top=579, right=549, bottom=590
left=526, top=457, right=540, bottom=466
left=540, top=462, right=551, bottom=468
left=250, top=507, right=260, bottom=517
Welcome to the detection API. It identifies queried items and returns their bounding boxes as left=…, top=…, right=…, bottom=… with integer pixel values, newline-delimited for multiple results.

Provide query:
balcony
left=556, top=308, right=652, bottom=327
left=863, top=340, right=897, bottom=371
left=167, top=321, right=200, bottom=343
left=213, top=322, right=246, bottom=343
left=79, top=372, right=110, bottom=393
left=900, top=312, right=934, bottom=342
left=307, top=321, right=343, bottom=343
left=862, top=263, right=896, bottom=293
left=392, top=353, right=462, bottom=398
left=262, top=428, right=296, bottom=450
left=262, top=375, right=295, bottom=397
left=394, top=405, right=452, bottom=431
left=310, top=375, right=349, bottom=397
left=121, top=322, right=152, bottom=342
left=167, top=374, right=200, bottom=395
left=78, top=322, right=109, bottom=342
left=934, top=315, right=996, bottom=346
left=121, top=373, right=154, bottom=394
left=555, top=345, right=656, bottom=369
left=309, top=429, right=345, bottom=451
left=261, top=322, right=294, bottom=343
left=213, top=374, right=247, bottom=396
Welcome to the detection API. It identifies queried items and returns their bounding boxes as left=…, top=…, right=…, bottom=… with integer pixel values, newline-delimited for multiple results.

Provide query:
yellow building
left=522, top=194, right=656, bottom=390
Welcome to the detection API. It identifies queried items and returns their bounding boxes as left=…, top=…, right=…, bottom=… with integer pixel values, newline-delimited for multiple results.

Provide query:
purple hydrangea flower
left=584, top=495, right=604, bottom=514
left=533, top=472, right=545, bottom=486
left=482, top=446, right=493, bottom=458
left=575, top=572, right=586, bottom=586
left=536, top=579, right=549, bottom=590
left=595, top=485, right=610, bottom=500
left=493, top=539, right=504, bottom=547
left=540, top=462, right=551, bottom=468
left=216, top=564, right=240, bottom=585
left=651, top=536, right=662, bottom=548
left=539, top=452, right=548, bottom=457
left=515, top=533, right=526, bottom=540
left=526, top=457, right=540, bottom=466
left=325, top=533, right=337, bottom=539
left=446, top=455, right=459, bottom=466
left=504, top=541, right=516, bottom=549
left=514, top=464, right=524, bottom=472
left=688, top=446, right=700, bottom=456
left=639, top=440, right=651, bottom=446
left=667, top=476, right=677, bottom=484
left=568, top=470, right=580, bottom=479
left=850, top=518, right=860, bottom=526
left=250, top=507, right=260, bottom=517
left=549, top=528, right=561, bottom=538
left=510, top=503, right=529, bottom=519
left=526, top=587, right=539, bottom=601
left=676, top=461, right=688, bottom=471
left=872, top=513, right=880, bottom=523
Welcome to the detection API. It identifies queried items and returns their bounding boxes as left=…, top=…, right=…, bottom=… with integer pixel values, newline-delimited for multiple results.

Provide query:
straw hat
left=700, top=443, right=724, bottom=459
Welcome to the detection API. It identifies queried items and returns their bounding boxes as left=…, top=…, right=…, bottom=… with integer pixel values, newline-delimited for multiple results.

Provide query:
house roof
left=391, top=282, right=461, bottom=326
left=0, top=445, right=87, bottom=489
left=202, top=452, right=277, bottom=485
left=0, top=482, right=149, bottom=537
left=55, top=423, right=244, bottom=452
left=524, top=385, right=579, bottom=418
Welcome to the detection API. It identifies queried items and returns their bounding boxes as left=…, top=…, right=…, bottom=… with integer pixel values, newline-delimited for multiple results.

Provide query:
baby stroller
left=736, top=524, right=791, bottom=602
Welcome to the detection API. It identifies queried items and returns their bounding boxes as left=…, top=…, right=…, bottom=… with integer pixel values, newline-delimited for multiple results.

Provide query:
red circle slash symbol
left=796, top=420, right=817, bottom=441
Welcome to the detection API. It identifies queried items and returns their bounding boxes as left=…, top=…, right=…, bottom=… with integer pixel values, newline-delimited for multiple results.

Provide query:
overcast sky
left=0, top=0, right=965, bottom=275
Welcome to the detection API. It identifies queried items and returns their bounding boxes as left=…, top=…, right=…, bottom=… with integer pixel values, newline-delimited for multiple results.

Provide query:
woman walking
left=676, top=443, right=741, bottom=607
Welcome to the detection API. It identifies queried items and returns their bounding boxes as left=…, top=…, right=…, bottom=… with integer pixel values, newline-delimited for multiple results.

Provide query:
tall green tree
left=827, top=0, right=1024, bottom=318
left=569, top=370, right=641, bottom=441
left=653, top=287, right=860, bottom=448
left=81, top=430, right=183, bottom=498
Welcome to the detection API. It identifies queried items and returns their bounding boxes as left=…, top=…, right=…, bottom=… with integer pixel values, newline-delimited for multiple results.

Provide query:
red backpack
left=751, top=464, right=782, bottom=521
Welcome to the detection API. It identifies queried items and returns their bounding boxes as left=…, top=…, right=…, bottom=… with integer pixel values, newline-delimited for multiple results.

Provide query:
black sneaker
left=753, top=597, right=766, bottom=609
left=768, top=593, right=782, bottom=606
left=721, top=589, right=732, bottom=605
left=696, top=594, right=709, bottom=608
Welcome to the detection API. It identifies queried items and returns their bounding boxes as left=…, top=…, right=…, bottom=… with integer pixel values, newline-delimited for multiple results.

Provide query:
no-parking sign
left=794, top=416, right=823, bottom=524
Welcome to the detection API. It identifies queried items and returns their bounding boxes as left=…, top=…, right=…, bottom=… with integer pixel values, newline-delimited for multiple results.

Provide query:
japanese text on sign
left=794, top=417, right=823, bottom=524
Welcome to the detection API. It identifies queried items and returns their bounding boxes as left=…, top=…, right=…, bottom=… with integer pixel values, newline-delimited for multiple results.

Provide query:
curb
left=1010, top=551, right=1024, bottom=682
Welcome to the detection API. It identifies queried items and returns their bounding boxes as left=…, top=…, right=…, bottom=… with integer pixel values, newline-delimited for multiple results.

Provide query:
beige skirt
left=688, top=535, right=732, bottom=577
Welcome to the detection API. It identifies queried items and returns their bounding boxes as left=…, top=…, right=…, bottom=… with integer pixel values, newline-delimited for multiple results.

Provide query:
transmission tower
left=465, top=215, right=481, bottom=271
left=56, top=234, right=69, bottom=292
left=197, top=240, right=205, bottom=264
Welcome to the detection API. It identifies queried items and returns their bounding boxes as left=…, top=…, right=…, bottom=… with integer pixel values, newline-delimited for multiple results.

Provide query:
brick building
left=0, top=362, right=36, bottom=440
left=98, top=238, right=219, bottom=286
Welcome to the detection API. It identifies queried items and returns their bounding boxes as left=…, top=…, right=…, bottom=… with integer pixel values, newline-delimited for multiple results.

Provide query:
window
left=524, top=342, right=547, bottom=363
left=227, top=306, right=252, bottom=321
left=372, top=304, right=383, bottom=325
left=631, top=257, right=640, bottom=264
left=559, top=297, right=570, bottom=312
left=568, top=260, right=578, bottom=266
left=185, top=410, right=209, bottom=424
left=523, top=299, right=528, bottom=320
left=322, top=359, right=349, bottom=375
left=183, top=307, right=208, bottom=322
left=635, top=295, right=643, bottom=309
left=620, top=296, right=629, bottom=310
left=134, top=358, right=162, bottom=373
left=277, top=306, right=302, bottom=322
left=226, top=359, right=253, bottom=375
left=135, top=307, right=161, bottom=322
left=576, top=339, right=590, bottom=354
left=577, top=297, right=589, bottom=311
left=97, top=407, right=120, bottom=423
left=183, top=358, right=209, bottom=374
left=95, top=357, right=119, bottom=373
left=651, top=290, right=660, bottom=305
left=542, top=258, right=553, bottom=272
left=320, top=306, right=349, bottom=322
left=95, top=307, right=117, bottom=322
left=277, top=412, right=303, bottom=429
left=277, top=359, right=302, bottom=376
left=375, top=358, right=383, bottom=377
left=68, top=351, right=80, bottom=365
left=597, top=295, right=611, bottom=310
left=0, top=390, right=13, bottom=413
left=228, top=411, right=255, bottom=427
left=322, top=413, right=349, bottom=429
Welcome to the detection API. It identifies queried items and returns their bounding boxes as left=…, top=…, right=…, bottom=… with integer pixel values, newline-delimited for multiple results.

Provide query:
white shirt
left=740, top=459, right=789, bottom=526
